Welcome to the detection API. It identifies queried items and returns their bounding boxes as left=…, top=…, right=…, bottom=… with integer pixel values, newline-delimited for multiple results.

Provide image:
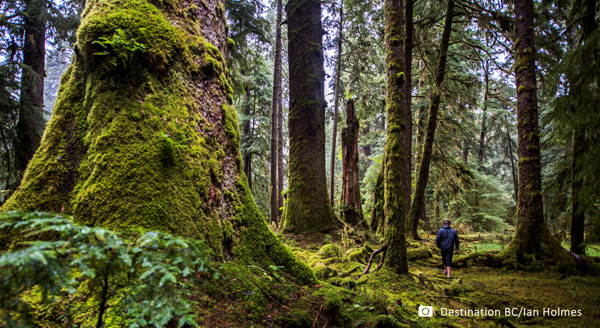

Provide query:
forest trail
left=255, top=232, right=600, bottom=328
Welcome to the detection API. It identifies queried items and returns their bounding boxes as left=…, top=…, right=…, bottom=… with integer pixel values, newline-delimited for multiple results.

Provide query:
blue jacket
left=436, top=225, right=459, bottom=251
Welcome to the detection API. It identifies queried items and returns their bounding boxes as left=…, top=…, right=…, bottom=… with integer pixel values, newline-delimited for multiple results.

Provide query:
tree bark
left=329, top=2, right=344, bottom=206
left=270, top=0, right=283, bottom=227
left=408, top=0, right=454, bottom=240
left=571, top=0, right=596, bottom=255
left=505, top=116, right=518, bottom=203
left=242, top=90, right=252, bottom=191
left=0, top=127, right=11, bottom=199
left=478, top=60, right=489, bottom=167
left=508, top=0, right=571, bottom=267
left=276, top=0, right=285, bottom=224
left=340, top=99, right=362, bottom=225
left=571, top=129, right=585, bottom=254
left=282, top=0, right=339, bottom=233
left=2, top=0, right=314, bottom=282
left=404, top=0, right=413, bottom=216
left=14, top=0, right=47, bottom=180
left=382, top=0, right=409, bottom=274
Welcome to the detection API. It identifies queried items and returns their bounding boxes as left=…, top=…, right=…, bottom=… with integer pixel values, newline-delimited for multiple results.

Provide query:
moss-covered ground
left=190, top=230, right=600, bottom=327
left=15, top=229, right=600, bottom=327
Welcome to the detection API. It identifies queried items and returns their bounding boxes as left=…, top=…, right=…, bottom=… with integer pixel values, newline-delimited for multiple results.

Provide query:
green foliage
left=0, top=211, right=218, bottom=327
left=93, top=28, right=147, bottom=68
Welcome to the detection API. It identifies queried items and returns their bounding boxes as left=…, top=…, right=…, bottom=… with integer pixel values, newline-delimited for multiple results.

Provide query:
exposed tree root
left=362, top=244, right=388, bottom=276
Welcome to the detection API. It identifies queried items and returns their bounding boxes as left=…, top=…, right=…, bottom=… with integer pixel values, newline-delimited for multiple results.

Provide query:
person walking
left=436, top=219, right=459, bottom=278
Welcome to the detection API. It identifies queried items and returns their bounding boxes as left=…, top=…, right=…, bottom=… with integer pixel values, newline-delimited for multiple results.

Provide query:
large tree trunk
left=14, top=0, right=47, bottom=180
left=329, top=2, right=344, bottom=206
left=571, top=0, right=597, bottom=255
left=2, top=0, right=314, bottom=282
left=270, top=0, right=283, bottom=226
left=382, top=0, right=409, bottom=274
left=508, top=0, right=572, bottom=269
left=408, top=0, right=454, bottom=240
left=340, top=99, right=363, bottom=226
left=281, top=0, right=339, bottom=233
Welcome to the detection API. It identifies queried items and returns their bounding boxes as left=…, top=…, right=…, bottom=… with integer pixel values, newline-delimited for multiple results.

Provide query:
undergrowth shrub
left=0, top=211, right=219, bottom=327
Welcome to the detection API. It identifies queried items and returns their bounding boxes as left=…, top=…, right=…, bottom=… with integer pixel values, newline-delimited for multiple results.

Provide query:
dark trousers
left=441, top=250, right=454, bottom=267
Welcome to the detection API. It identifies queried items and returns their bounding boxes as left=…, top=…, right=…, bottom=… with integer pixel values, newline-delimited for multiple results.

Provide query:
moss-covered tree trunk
left=340, top=99, right=362, bottom=226
left=14, top=0, right=46, bottom=179
left=281, top=0, right=339, bottom=233
left=2, top=0, right=313, bottom=283
left=270, top=0, right=283, bottom=226
left=408, top=0, right=454, bottom=240
left=570, top=0, right=596, bottom=255
left=382, top=0, right=409, bottom=274
left=507, top=0, right=572, bottom=269
left=371, top=0, right=413, bottom=236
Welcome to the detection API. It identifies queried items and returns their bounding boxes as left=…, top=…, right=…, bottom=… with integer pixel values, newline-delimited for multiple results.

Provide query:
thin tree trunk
left=95, top=273, right=109, bottom=328
left=462, top=139, right=468, bottom=164
left=571, top=128, right=586, bottom=254
left=277, top=103, right=284, bottom=221
left=0, top=126, right=11, bottom=198
left=341, top=99, right=363, bottom=225
left=242, top=90, right=252, bottom=191
left=404, top=0, right=413, bottom=216
left=15, top=0, right=47, bottom=179
left=413, top=35, right=426, bottom=176
left=478, top=60, right=489, bottom=167
left=382, top=0, right=409, bottom=274
left=282, top=0, right=339, bottom=233
left=362, top=120, right=371, bottom=159
left=434, top=185, right=440, bottom=218
left=408, top=0, right=454, bottom=240
left=505, top=116, right=518, bottom=203
left=330, top=2, right=344, bottom=206
left=270, top=0, right=283, bottom=226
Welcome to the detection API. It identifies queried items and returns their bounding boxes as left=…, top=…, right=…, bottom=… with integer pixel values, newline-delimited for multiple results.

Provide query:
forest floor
left=199, top=230, right=600, bottom=328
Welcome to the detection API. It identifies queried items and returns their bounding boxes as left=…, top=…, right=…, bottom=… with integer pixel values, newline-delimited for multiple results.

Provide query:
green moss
left=329, top=276, right=357, bottom=289
left=371, top=315, right=402, bottom=328
left=203, top=55, right=223, bottom=75
left=317, top=243, right=343, bottom=259
left=407, top=248, right=432, bottom=261
left=313, top=263, right=337, bottom=280
left=2, top=0, right=313, bottom=286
